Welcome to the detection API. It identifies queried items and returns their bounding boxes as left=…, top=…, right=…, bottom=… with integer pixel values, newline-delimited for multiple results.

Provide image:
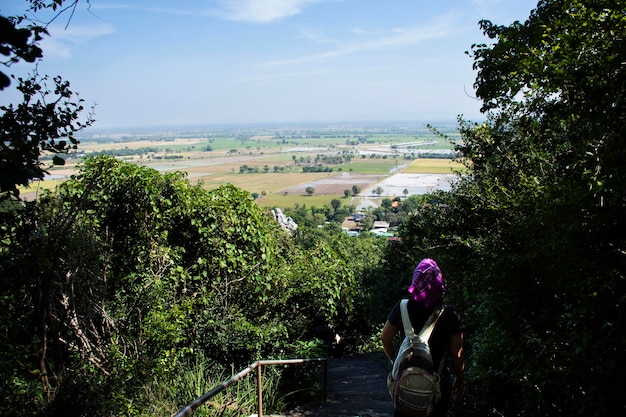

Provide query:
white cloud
left=42, top=23, right=115, bottom=59
left=261, top=18, right=454, bottom=66
left=217, top=0, right=325, bottom=23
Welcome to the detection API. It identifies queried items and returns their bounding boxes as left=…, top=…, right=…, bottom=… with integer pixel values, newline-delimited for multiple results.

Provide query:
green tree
left=291, top=226, right=387, bottom=349
left=0, top=155, right=294, bottom=414
left=0, top=194, right=108, bottom=415
left=351, top=185, right=361, bottom=196
left=1, top=155, right=385, bottom=415
left=305, top=186, right=315, bottom=196
left=1, top=72, right=94, bottom=201
left=396, top=1, right=626, bottom=415
left=1, top=2, right=95, bottom=201
left=0, top=13, right=43, bottom=90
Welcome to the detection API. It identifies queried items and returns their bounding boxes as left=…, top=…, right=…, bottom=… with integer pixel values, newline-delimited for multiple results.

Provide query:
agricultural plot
left=22, top=123, right=462, bottom=205
left=361, top=173, right=457, bottom=197
left=278, top=172, right=387, bottom=196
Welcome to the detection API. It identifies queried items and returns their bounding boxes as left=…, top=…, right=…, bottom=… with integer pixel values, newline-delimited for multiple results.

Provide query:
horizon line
left=80, top=118, right=480, bottom=134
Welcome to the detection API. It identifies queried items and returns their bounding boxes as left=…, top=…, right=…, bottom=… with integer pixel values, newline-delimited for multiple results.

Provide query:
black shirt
left=387, top=298, right=464, bottom=374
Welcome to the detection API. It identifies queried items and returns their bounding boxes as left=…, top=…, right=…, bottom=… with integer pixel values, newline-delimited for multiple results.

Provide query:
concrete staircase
left=282, top=352, right=393, bottom=417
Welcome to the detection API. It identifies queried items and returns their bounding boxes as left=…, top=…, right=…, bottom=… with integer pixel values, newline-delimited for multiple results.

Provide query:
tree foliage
left=393, top=1, right=626, bottom=415
left=1, top=72, right=94, bottom=200
left=0, top=155, right=384, bottom=415
left=1, top=1, right=94, bottom=202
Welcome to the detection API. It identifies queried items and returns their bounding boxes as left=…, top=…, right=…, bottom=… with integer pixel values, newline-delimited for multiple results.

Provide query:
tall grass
left=140, top=352, right=285, bottom=416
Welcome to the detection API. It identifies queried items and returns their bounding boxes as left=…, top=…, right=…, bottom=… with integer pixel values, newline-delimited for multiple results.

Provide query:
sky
left=1, top=0, right=539, bottom=130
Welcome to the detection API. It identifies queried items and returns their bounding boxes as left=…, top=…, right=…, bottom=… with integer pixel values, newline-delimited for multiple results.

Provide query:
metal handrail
left=173, top=357, right=328, bottom=417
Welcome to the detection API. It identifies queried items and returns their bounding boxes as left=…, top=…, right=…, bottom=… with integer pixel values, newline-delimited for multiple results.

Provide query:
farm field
left=404, top=158, right=466, bottom=174
left=21, top=122, right=463, bottom=208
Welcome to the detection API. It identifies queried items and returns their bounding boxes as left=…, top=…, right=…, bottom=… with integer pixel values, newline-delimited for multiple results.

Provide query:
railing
left=173, top=357, right=328, bottom=417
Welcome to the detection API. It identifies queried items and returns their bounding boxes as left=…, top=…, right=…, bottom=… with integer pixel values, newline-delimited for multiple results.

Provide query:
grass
left=18, top=180, right=60, bottom=196
left=339, top=158, right=401, bottom=174
left=140, top=354, right=286, bottom=417
left=194, top=172, right=334, bottom=195
left=256, top=194, right=347, bottom=208
left=403, top=158, right=466, bottom=174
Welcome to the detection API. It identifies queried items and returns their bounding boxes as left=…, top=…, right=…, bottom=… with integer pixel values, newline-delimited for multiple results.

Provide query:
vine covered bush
left=0, top=155, right=385, bottom=415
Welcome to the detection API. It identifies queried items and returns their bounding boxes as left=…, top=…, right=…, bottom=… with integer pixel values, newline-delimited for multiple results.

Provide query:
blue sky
left=1, top=0, right=539, bottom=129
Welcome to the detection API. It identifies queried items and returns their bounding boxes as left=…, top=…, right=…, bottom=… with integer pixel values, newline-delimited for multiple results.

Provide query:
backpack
left=387, top=299, right=445, bottom=417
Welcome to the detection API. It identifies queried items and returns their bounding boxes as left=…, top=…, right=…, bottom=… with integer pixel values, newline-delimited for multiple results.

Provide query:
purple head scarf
left=408, top=258, right=445, bottom=307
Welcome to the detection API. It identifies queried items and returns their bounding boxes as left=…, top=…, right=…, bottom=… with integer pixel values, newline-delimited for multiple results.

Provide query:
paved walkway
left=286, top=352, right=394, bottom=417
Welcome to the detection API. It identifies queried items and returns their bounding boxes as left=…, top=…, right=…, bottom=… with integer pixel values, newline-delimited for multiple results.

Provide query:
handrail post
left=257, top=363, right=263, bottom=417
left=323, top=359, right=328, bottom=402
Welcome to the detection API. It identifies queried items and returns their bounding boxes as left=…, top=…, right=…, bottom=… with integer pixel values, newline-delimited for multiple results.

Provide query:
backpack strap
left=427, top=305, right=448, bottom=375
left=418, top=305, right=445, bottom=342
left=399, top=299, right=415, bottom=338
left=400, top=299, right=445, bottom=342
left=436, top=352, right=447, bottom=375
left=396, top=301, right=448, bottom=380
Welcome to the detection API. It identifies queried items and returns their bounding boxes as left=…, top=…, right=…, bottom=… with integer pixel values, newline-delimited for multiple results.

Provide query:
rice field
left=403, top=158, right=466, bottom=174
left=22, top=123, right=463, bottom=205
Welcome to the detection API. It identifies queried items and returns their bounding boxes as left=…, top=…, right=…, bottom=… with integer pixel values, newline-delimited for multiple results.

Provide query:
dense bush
left=391, top=1, right=626, bottom=415
left=0, top=155, right=386, bottom=415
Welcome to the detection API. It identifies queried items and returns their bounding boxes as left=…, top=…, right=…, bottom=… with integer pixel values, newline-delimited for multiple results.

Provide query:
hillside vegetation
left=2, top=155, right=396, bottom=416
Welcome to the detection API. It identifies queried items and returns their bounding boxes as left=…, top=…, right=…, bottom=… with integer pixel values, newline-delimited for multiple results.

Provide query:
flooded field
left=279, top=171, right=456, bottom=197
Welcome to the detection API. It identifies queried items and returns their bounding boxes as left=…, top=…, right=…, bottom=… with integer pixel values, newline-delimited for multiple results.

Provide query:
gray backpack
left=388, top=299, right=445, bottom=416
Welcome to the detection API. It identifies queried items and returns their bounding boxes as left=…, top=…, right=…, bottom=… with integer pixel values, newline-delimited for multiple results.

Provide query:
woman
left=382, top=258, right=465, bottom=417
